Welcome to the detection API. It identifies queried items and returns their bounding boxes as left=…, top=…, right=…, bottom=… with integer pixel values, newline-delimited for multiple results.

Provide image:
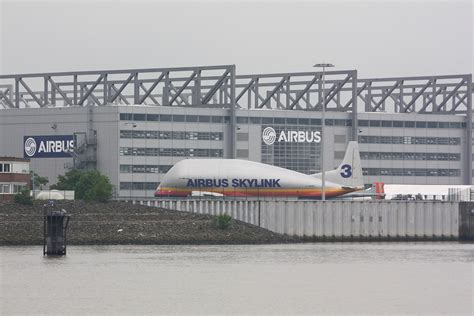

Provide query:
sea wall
left=149, top=199, right=459, bottom=240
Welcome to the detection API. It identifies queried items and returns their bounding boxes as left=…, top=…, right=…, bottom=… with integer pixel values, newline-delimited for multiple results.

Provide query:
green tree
left=30, top=171, right=49, bottom=190
left=51, top=169, right=113, bottom=202
left=14, top=189, right=33, bottom=205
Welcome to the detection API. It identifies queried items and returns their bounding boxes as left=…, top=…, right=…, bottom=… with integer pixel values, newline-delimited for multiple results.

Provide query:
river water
left=1, top=243, right=473, bottom=315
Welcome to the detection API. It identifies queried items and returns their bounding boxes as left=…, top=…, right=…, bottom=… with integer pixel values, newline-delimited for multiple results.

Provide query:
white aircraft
left=155, top=141, right=364, bottom=199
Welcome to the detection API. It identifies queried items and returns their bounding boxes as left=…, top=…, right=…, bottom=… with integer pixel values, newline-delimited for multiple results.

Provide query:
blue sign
left=24, top=135, right=74, bottom=158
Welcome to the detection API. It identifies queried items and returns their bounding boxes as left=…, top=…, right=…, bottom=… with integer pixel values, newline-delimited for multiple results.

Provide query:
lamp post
left=313, top=63, right=335, bottom=201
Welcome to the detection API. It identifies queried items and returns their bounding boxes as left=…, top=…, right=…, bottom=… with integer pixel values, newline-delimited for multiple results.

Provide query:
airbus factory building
left=0, top=65, right=472, bottom=198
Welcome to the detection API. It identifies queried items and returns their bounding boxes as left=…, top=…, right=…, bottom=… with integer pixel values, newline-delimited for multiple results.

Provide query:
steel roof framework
left=0, top=66, right=471, bottom=114
left=0, top=65, right=472, bottom=183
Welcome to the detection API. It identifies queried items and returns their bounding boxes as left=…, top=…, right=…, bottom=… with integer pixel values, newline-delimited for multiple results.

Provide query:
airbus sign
left=23, top=135, right=74, bottom=158
left=262, top=127, right=321, bottom=145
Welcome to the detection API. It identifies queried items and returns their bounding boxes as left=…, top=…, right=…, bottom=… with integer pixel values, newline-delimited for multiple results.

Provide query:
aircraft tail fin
left=312, top=141, right=364, bottom=188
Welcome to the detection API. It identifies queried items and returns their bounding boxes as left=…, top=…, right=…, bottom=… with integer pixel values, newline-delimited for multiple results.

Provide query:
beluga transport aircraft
left=155, top=141, right=364, bottom=199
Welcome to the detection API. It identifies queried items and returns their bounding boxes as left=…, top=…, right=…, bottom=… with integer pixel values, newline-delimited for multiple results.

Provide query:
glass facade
left=261, top=125, right=321, bottom=174
left=363, top=168, right=461, bottom=177
left=120, top=113, right=229, bottom=123
left=120, top=147, right=223, bottom=157
left=358, top=120, right=465, bottom=129
left=120, top=130, right=223, bottom=141
left=359, top=136, right=461, bottom=145
left=120, top=164, right=172, bottom=174
left=119, top=182, right=160, bottom=190
left=360, top=152, right=461, bottom=161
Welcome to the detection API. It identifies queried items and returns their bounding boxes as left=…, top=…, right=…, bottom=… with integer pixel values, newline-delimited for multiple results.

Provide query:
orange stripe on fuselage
left=155, top=187, right=356, bottom=198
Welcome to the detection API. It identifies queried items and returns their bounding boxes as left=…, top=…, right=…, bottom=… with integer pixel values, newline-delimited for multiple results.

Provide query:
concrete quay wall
left=138, top=199, right=460, bottom=240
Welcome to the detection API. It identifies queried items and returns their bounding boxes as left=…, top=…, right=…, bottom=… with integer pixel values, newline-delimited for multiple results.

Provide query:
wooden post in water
left=43, top=201, right=70, bottom=256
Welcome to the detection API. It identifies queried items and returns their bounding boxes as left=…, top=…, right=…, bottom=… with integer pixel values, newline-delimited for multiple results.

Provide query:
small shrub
left=14, top=189, right=33, bottom=205
left=215, top=213, right=232, bottom=229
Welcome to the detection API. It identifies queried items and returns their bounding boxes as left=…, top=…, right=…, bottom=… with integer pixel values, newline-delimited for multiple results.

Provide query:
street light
left=313, top=63, right=335, bottom=201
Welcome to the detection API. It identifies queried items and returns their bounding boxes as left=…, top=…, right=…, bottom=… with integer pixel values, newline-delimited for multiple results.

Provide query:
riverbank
left=0, top=201, right=298, bottom=245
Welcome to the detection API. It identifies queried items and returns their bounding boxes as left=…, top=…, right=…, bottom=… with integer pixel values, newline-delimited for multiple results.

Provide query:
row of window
left=0, top=183, right=27, bottom=194
left=119, top=182, right=160, bottom=190
left=120, top=147, right=224, bottom=157
left=120, top=113, right=230, bottom=123
left=358, top=120, right=465, bottom=129
left=363, top=168, right=460, bottom=177
left=359, top=136, right=460, bottom=145
left=0, top=163, right=11, bottom=173
left=360, top=152, right=461, bottom=161
left=120, top=165, right=173, bottom=174
left=237, top=117, right=352, bottom=126
left=120, top=113, right=466, bottom=129
left=120, top=130, right=223, bottom=141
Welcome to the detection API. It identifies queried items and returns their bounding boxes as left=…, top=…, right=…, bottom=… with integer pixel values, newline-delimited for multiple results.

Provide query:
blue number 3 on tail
left=340, top=164, right=352, bottom=178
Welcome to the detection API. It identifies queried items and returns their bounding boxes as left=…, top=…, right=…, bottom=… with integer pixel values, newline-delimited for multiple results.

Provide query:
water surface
left=1, top=243, right=473, bottom=315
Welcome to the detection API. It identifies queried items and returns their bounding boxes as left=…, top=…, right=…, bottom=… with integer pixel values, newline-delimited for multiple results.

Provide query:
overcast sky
left=0, top=0, right=472, bottom=78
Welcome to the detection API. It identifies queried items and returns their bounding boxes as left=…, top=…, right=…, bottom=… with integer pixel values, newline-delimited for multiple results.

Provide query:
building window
left=404, top=121, right=415, bottom=128
left=381, top=121, right=392, bottom=127
left=120, top=165, right=172, bottom=174
left=147, top=114, right=159, bottom=121
left=250, top=117, right=261, bottom=124
left=211, top=116, right=224, bottom=123
left=360, top=152, right=460, bottom=161
left=0, top=183, right=11, bottom=194
left=274, top=118, right=285, bottom=125
left=160, top=114, right=172, bottom=122
left=173, top=115, right=185, bottom=122
left=369, top=120, right=381, bottom=127
left=120, top=147, right=223, bottom=158
left=0, top=163, right=11, bottom=173
left=133, top=114, right=146, bottom=121
left=120, top=182, right=160, bottom=191
left=120, top=130, right=223, bottom=141
left=237, top=117, right=249, bottom=124
left=358, top=136, right=460, bottom=145
left=12, top=184, right=27, bottom=193
left=185, top=115, right=198, bottom=122
left=362, top=168, right=460, bottom=177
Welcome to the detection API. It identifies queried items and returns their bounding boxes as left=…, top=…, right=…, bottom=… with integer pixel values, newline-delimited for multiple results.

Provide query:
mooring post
left=43, top=201, right=70, bottom=256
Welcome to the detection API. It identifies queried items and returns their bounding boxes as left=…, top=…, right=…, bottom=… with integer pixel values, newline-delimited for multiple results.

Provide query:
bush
left=215, top=213, right=232, bottom=229
left=51, top=169, right=113, bottom=202
left=14, top=189, right=33, bottom=205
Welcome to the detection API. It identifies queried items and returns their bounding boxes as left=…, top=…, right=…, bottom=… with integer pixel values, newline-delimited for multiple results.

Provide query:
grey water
left=1, top=243, right=473, bottom=315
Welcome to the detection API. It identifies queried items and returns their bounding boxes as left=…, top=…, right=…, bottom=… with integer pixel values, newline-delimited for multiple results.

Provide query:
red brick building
left=0, top=157, right=30, bottom=200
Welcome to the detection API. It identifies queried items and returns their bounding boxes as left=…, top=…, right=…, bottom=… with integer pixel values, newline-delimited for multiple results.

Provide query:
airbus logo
left=262, top=127, right=322, bottom=145
left=262, top=127, right=277, bottom=145
left=23, top=135, right=74, bottom=158
left=24, top=137, right=37, bottom=157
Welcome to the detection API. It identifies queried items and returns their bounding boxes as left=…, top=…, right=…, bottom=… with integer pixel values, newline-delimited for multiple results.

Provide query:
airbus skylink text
left=186, top=178, right=281, bottom=188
